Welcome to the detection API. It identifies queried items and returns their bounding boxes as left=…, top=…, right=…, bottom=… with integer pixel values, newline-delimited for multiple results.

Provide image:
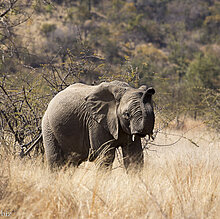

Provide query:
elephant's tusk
left=132, top=134, right=135, bottom=142
left=149, top=134, right=154, bottom=140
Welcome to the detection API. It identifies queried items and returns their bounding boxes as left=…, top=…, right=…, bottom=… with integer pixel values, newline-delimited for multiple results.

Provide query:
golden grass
left=0, top=126, right=220, bottom=218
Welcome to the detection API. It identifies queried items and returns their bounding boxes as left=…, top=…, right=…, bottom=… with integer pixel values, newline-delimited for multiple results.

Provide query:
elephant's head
left=117, top=85, right=155, bottom=140
left=86, top=81, right=155, bottom=140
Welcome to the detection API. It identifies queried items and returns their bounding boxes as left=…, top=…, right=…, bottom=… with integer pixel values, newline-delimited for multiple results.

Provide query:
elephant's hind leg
left=42, top=116, right=64, bottom=169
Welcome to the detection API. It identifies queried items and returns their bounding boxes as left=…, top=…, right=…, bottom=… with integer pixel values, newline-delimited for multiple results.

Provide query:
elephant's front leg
left=122, top=137, right=144, bottom=172
left=88, top=122, right=117, bottom=170
left=97, top=143, right=116, bottom=170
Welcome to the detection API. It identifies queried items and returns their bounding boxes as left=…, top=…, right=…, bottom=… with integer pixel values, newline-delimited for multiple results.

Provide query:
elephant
left=42, top=80, right=155, bottom=171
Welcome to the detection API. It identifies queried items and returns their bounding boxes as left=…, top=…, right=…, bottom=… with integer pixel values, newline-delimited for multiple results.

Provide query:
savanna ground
left=0, top=119, right=219, bottom=219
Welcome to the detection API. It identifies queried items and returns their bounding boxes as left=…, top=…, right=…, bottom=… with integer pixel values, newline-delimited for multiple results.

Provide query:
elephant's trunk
left=142, top=103, right=155, bottom=135
left=139, top=89, right=155, bottom=137
left=131, top=103, right=155, bottom=138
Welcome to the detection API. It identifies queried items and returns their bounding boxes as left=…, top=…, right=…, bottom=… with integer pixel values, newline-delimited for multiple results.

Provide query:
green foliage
left=66, top=1, right=92, bottom=23
left=44, top=4, right=54, bottom=14
left=40, top=23, right=57, bottom=37
left=203, top=15, right=220, bottom=42
left=186, top=49, right=220, bottom=90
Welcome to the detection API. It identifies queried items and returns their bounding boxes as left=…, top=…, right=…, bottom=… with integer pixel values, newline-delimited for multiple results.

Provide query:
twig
left=0, top=109, right=21, bottom=144
left=20, top=133, right=43, bottom=158
left=0, top=0, right=18, bottom=18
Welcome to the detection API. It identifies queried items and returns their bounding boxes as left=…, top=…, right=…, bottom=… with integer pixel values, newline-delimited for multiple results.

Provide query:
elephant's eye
left=123, top=111, right=130, bottom=120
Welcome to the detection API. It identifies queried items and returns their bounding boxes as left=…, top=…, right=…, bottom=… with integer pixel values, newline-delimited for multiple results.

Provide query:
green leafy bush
left=41, top=23, right=57, bottom=37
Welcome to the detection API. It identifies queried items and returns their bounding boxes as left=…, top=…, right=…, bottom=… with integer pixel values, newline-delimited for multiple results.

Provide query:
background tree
left=1, top=0, right=219, bottom=156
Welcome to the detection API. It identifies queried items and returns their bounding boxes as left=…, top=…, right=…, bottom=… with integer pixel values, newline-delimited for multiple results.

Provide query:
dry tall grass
left=0, top=124, right=219, bottom=218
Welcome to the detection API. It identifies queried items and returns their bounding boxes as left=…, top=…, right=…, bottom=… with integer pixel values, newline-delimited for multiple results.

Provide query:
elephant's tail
left=20, top=133, right=43, bottom=158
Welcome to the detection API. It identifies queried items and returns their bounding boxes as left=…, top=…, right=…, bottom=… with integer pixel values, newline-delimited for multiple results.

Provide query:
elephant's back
left=65, top=83, right=96, bottom=97
left=49, top=83, right=95, bottom=107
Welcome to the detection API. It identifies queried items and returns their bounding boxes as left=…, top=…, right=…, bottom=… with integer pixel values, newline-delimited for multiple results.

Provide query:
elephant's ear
left=85, top=81, right=128, bottom=139
left=142, top=87, right=155, bottom=103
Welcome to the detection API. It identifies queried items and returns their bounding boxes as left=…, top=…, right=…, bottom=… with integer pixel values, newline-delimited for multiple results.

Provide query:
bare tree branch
left=0, top=0, right=18, bottom=18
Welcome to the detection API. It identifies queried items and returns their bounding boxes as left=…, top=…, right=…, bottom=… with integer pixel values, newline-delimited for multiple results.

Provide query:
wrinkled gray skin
left=42, top=81, right=155, bottom=171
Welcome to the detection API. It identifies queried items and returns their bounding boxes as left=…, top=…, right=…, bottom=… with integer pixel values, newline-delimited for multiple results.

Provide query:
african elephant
left=42, top=80, right=155, bottom=171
